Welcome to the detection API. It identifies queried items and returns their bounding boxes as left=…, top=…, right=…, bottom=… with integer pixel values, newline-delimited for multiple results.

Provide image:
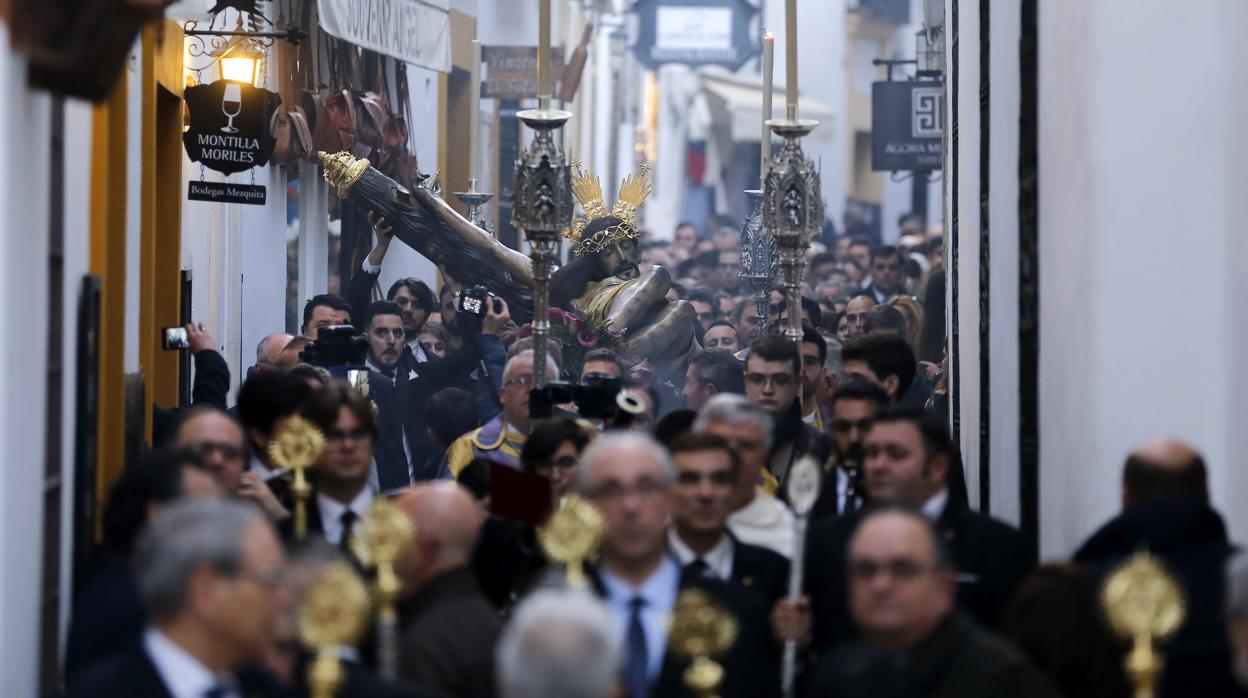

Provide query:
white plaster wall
left=952, top=0, right=980, bottom=507
left=125, top=47, right=143, bottom=373
left=1038, top=0, right=1245, bottom=556
left=986, top=0, right=1020, bottom=526
left=0, top=27, right=51, bottom=698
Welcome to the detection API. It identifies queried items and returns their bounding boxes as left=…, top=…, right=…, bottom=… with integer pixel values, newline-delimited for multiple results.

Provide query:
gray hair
left=497, top=590, right=622, bottom=698
left=504, top=349, right=560, bottom=383
left=255, top=334, right=284, bottom=364
left=575, top=432, right=675, bottom=495
left=692, top=393, right=775, bottom=452
left=1229, top=552, right=1248, bottom=618
left=136, top=499, right=268, bottom=620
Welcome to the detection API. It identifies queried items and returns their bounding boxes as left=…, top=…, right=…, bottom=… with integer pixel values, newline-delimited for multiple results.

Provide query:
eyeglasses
left=371, top=327, right=406, bottom=339
left=745, top=372, right=795, bottom=388
left=504, top=375, right=534, bottom=388
left=676, top=470, right=736, bottom=487
left=848, top=558, right=936, bottom=582
left=234, top=565, right=288, bottom=590
left=832, top=418, right=875, bottom=434
left=325, top=427, right=371, bottom=443
left=536, top=455, right=579, bottom=471
left=587, top=478, right=668, bottom=502
left=184, top=441, right=244, bottom=461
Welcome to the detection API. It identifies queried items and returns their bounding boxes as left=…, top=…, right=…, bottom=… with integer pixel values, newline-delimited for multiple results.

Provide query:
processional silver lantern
left=511, top=0, right=573, bottom=389
left=763, top=0, right=825, bottom=352
left=740, top=32, right=778, bottom=337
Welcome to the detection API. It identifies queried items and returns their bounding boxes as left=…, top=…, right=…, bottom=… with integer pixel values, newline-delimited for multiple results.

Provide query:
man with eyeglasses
left=67, top=499, right=291, bottom=698
left=446, top=349, right=559, bottom=478
left=862, top=245, right=904, bottom=303
left=365, top=299, right=508, bottom=491
left=802, top=408, right=1033, bottom=655
left=806, top=507, right=1059, bottom=698
left=174, top=405, right=290, bottom=522
left=743, top=336, right=833, bottom=493
left=576, top=432, right=781, bottom=698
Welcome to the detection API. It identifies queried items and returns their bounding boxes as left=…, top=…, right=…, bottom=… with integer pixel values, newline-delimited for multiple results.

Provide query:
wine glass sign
left=221, top=82, right=243, bottom=133
left=183, top=78, right=280, bottom=205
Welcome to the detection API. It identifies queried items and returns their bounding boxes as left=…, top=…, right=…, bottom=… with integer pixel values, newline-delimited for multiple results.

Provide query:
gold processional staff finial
left=297, top=562, right=371, bottom=698
left=1101, top=550, right=1187, bottom=698
left=267, top=415, right=325, bottom=539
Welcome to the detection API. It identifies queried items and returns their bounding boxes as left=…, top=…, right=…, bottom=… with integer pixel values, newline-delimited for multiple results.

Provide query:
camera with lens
left=530, top=375, right=623, bottom=420
left=300, top=324, right=369, bottom=369
left=454, top=285, right=503, bottom=318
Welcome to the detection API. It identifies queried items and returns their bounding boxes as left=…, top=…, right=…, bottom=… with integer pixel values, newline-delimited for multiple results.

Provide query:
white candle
left=761, top=32, right=774, bottom=178
left=538, top=0, right=551, bottom=99
left=469, top=39, right=482, bottom=182
left=785, top=0, right=798, bottom=114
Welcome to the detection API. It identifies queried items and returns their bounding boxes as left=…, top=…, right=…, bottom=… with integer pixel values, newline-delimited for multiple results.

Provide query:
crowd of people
left=62, top=212, right=1248, bottom=698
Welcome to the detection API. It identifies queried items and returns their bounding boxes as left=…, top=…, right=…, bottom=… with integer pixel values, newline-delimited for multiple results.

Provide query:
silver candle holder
left=739, top=189, right=778, bottom=338
left=512, top=99, right=573, bottom=389
left=763, top=117, right=824, bottom=350
left=454, top=178, right=495, bottom=233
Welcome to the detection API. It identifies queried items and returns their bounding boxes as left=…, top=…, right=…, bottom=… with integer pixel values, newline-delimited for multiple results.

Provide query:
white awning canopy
left=318, top=0, right=452, bottom=74
left=700, top=67, right=836, bottom=143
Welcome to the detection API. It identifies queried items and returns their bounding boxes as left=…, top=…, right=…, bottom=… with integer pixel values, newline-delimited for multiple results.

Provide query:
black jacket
left=66, top=640, right=289, bottom=698
left=771, top=399, right=834, bottom=494
left=586, top=561, right=783, bottom=698
left=730, top=534, right=791, bottom=610
left=805, top=613, right=1063, bottom=698
left=63, top=556, right=144, bottom=682
left=1074, top=502, right=1246, bottom=697
left=806, top=497, right=1034, bottom=656
left=151, top=348, right=231, bottom=445
left=398, top=567, right=503, bottom=698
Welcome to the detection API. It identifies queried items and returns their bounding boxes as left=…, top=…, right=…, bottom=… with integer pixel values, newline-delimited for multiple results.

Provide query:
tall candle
left=785, top=0, right=797, bottom=112
left=538, top=0, right=551, bottom=100
left=469, top=39, right=482, bottom=182
left=761, top=32, right=774, bottom=178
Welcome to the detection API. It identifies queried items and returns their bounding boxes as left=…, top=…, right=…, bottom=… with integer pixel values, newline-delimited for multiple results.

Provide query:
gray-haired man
left=497, top=590, right=622, bottom=698
left=67, top=499, right=290, bottom=698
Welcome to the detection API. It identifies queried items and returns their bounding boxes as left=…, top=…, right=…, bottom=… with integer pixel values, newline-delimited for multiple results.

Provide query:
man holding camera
left=365, top=297, right=509, bottom=491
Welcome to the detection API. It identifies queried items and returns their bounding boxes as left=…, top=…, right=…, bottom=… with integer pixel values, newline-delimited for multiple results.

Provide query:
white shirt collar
left=317, top=487, right=375, bottom=545
left=667, top=529, right=734, bottom=581
left=921, top=488, right=949, bottom=521
left=407, top=338, right=429, bottom=363
left=727, top=493, right=795, bottom=559
left=247, top=455, right=281, bottom=482
left=143, top=628, right=237, bottom=698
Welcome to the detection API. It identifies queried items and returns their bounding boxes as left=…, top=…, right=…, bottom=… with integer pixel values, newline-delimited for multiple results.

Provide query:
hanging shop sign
left=871, top=80, right=944, bottom=171
left=183, top=79, right=280, bottom=206
left=632, top=0, right=758, bottom=71
left=318, top=0, right=451, bottom=74
left=481, top=46, right=565, bottom=101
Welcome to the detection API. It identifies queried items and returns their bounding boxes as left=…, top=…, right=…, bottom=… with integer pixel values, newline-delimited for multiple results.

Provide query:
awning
left=318, top=0, right=451, bottom=74
left=700, top=67, right=836, bottom=143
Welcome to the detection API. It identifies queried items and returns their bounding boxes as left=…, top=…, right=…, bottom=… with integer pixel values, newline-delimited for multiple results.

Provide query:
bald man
left=1075, top=438, right=1241, bottom=697
left=255, top=333, right=293, bottom=373
left=394, top=483, right=501, bottom=698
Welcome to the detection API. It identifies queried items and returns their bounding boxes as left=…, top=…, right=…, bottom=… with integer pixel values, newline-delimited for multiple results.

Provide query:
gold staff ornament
left=319, top=151, right=371, bottom=198
left=268, top=415, right=326, bottom=539
left=297, top=562, right=371, bottom=698
left=351, top=497, right=416, bottom=680
left=1101, top=550, right=1187, bottom=698
left=669, top=589, right=739, bottom=698
left=538, top=494, right=604, bottom=588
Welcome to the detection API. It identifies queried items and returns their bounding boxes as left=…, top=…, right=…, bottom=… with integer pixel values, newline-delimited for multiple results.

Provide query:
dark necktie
left=626, top=596, right=649, bottom=698
left=203, top=684, right=231, bottom=698
left=339, top=510, right=358, bottom=555
left=685, top=558, right=711, bottom=579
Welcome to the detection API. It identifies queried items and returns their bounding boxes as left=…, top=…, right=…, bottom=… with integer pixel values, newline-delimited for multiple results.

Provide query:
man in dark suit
left=666, top=431, right=790, bottom=609
left=363, top=299, right=507, bottom=491
left=807, top=379, right=889, bottom=525
left=67, top=499, right=291, bottom=698
left=576, top=432, right=781, bottom=698
left=393, top=482, right=501, bottom=698
left=744, top=336, right=833, bottom=493
left=805, top=507, right=1061, bottom=698
left=858, top=245, right=903, bottom=304
left=279, top=383, right=379, bottom=567
left=1075, top=438, right=1246, bottom=697
left=803, top=407, right=1034, bottom=656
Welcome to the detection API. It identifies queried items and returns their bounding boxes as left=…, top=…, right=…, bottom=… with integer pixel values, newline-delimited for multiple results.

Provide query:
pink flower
left=565, top=310, right=586, bottom=324
left=517, top=324, right=533, bottom=339
left=577, top=329, right=598, bottom=348
left=548, top=307, right=568, bottom=325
